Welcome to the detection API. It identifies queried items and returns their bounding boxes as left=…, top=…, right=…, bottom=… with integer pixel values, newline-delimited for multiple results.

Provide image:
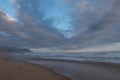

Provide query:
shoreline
left=0, top=52, right=71, bottom=80
left=23, top=57, right=120, bottom=71
left=6, top=52, right=120, bottom=80
left=18, top=57, right=120, bottom=80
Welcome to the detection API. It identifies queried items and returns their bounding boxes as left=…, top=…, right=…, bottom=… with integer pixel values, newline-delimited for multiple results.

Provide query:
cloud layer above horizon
left=0, top=0, right=120, bottom=48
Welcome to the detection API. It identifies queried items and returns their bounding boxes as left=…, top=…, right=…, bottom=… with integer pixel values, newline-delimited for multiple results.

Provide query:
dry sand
left=0, top=52, right=71, bottom=80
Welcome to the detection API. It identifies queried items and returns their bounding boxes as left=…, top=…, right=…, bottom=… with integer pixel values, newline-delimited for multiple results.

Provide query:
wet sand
left=0, top=52, right=71, bottom=80
left=4, top=54, right=120, bottom=80
left=26, top=58, right=120, bottom=80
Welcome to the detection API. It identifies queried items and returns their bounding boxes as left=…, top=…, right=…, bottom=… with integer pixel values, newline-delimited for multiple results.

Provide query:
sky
left=0, top=0, right=15, bottom=18
left=0, top=0, right=120, bottom=48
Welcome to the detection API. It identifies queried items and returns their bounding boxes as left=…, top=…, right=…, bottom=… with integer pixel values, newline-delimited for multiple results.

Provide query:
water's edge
left=9, top=52, right=120, bottom=80
left=9, top=54, right=74, bottom=80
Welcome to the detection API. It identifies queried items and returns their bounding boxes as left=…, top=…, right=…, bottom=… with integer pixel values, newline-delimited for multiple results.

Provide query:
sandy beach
left=1, top=52, right=120, bottom=80
left=0, top=52, right=71, bottom=80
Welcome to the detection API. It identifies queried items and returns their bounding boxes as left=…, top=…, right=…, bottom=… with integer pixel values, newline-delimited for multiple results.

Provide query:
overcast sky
left=0, top=0, right=120, bottom=48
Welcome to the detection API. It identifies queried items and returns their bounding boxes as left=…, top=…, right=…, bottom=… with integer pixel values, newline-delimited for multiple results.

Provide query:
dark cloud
left=0, top=1, right=66, bottom=48
left=70, top=0, right=120, bottom=48
left=87, top=0, right=120, bottom=32
left=0, top=0, right=120, bottom=49
left=70, top=0, right=114, bottom=33
left=15, top=0, right=66, bottom=47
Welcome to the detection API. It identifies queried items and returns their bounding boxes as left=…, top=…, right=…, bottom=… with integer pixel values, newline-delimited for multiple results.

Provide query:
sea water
left=10, top=52, right=120, bottom=80
left=11, top=52, right=120, bottom=63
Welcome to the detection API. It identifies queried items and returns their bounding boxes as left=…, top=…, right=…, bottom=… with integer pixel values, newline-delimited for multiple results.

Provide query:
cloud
left=68, top=0, right=116, bottom=33
left=1, top=0, right=120, bottom=48
left=70, top=0, right=120, bottom=48
left=87, top=0, right=120, bottom=32
left=0, top=1, right=65, bottom=48
left=77, top=0, right=94, bottom=11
